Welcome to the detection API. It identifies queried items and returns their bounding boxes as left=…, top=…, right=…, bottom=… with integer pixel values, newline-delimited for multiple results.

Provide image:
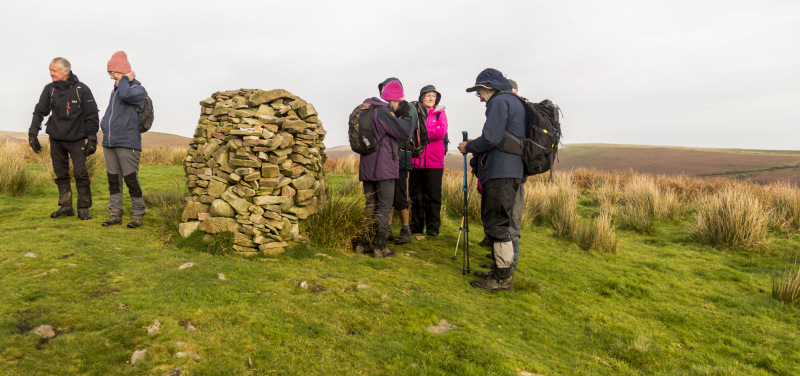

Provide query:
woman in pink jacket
left=409, top=85, right=449, bottom=236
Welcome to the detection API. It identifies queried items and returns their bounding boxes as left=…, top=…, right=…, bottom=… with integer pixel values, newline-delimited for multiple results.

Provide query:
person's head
left=107, top=51, right=132, bottom=85
left=380, top=80, right=404, bottom=104
left=419, top=85, right=441, bottom=109
left=508, top=79, right=518, bottom=94
left=466, top=68, right=513, bottom=102
left=49, top=57, right=71, bottom=82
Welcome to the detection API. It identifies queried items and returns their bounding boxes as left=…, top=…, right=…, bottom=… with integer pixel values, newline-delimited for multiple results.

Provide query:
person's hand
left=125, top=71, right=135, bottom=81
left=395, top=101, right=410, bottom=118
left=84, top=138, right=97, bottom=156
left=457, top=141, right=469, bottom=154
left=29, top=134, right=42, bottom=154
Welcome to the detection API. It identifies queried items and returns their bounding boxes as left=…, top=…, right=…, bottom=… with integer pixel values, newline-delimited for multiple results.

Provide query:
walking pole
left=460, top=131, right=471, bottom=275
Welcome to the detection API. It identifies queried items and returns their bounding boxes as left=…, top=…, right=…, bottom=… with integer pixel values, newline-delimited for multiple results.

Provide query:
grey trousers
left=510, top=181, right=525, bottom=269
left=103, top=147, right=145, bottom=218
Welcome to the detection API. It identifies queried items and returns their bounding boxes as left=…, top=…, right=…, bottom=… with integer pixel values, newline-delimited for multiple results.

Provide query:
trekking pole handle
left=462, top=131, right=468, bottom=142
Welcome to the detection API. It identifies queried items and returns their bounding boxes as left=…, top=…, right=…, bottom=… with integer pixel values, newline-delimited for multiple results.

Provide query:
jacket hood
left=54, top=71, right=79, bottom=89
left=418, top=85, right=441, bottom=106
left=364, top=97, right=389, bottom=107
left=468, top=68, right=513, bottom=92
left=378, top=77, right=403, bottom=94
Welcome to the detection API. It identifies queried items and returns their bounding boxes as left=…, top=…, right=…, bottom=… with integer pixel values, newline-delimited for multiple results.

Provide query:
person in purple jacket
left=353, top=80, right=413, bottom=258
left=409, top=85, right=449, bottom=236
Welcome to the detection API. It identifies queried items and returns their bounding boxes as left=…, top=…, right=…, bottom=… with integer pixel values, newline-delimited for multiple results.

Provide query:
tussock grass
left=143, top=183, right=188, bottom=242
left=306, top=193, right=372, bottom=251
left=689, top=186, right=771, bottom=250
left=0, top=141, right=30, bottom=196
left=773, top=265, right=800, bottom=307
left=619, top=175, right=682, bottom=234
left=592, top=176, right=621, bottom=218
left=324, top=155, right=359, bottom=175
left=522, top=179, right=550, bottom=225
left=546, top=175, right=579, bottom=238
left=575, top=212, right=618, bottom=253
left=758, top=181, right=800, bottom=235
left=140, top=146, right=187, bottom=166
left=441, top=170, right=481, bottom=222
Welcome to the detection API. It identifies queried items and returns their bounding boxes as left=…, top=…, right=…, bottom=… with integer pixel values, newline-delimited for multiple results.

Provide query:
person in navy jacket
left=458, top=68, right=525, bottom=292
left=99, top=51, right=147, bottom=228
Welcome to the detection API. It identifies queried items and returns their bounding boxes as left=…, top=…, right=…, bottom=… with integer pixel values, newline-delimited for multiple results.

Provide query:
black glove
left=84, top=138, right=97, bottom=156
left=395, top=100, right=411, bottom=119
left=29, top=134, right=42, bottom=154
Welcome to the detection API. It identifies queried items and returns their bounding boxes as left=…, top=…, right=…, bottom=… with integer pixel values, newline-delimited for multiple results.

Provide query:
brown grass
left=773, top=265, right=800, bottom=307
left=324, top=155, right=359, bottom=175
left=689, top=186, right=771, bottom=251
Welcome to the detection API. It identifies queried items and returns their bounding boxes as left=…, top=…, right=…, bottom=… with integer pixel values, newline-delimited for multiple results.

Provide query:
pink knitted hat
left=107, top=51, right=131, bottom=74
left=380, top=80, right=404, bottom=101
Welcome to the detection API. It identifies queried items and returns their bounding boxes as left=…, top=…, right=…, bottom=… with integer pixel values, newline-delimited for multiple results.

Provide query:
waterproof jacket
left=466, top=91, right=525, bottom=183
left=100, top=76, right=146, bottom=151
left=412, top=105, right=448, bottom=169
left=358, top=97, right=412, bottom=182
left=30, top=72, right=99, bottom=142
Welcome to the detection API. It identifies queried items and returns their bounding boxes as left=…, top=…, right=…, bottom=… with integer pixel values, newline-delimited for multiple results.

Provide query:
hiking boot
left=102, top=216, right=123, bottom=227
left=355, top=243, right=374, bottom=254
left=426, top=229, right=439, bottom=237
left=470, top=275, right=513, bottom=291
left=478, top=236, right=492, bottom=247
left=50, top=206, right=74, bottom=218
left=77, top=208, right=92, bottom=220
left=395, top=228, right=412, bottom=245
left=474, top=270, right=491, bottom=279
left=374, top=247, right=396, bottom=258
left=127, top=216, right=143, bottom=228
left=386, top=231, right=395, bottom=243
left=481, top=263, right=494, bottom=269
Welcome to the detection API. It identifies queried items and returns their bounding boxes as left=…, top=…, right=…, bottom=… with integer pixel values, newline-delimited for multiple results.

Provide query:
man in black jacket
left=29, top=57, right=100, bottom=220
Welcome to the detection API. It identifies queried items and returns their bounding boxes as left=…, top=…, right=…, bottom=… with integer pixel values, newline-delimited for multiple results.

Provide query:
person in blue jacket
left=100, top=51, right=147, bottom=228
left=458, top=68, right=525, bottom=292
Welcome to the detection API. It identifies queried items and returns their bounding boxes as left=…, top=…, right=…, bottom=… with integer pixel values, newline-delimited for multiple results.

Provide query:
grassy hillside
left=2, top=146, right=800, bottom=375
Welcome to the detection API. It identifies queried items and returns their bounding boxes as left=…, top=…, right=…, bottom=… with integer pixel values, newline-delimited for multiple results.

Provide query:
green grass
left=2, top=165, right=800, bottom=375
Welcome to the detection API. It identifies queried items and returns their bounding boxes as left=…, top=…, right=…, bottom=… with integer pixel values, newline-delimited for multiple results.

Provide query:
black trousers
left=480, top=178, right=521, bottom=243
left=50, top=139, right=91, bottom=208
left=361, top=180, right=394, bottom=249
left=409, top=168, right=443, bottom=234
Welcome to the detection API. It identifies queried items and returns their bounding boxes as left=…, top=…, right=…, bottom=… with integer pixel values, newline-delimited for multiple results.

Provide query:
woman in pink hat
left=99, top=51, right=148, bottom=228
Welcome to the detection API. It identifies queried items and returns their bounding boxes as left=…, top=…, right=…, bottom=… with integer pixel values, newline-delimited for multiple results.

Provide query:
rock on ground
left=425, top=319, right=457, bottom=334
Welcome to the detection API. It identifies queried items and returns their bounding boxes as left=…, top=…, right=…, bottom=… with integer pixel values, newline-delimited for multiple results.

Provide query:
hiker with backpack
left=409, top=85, right=449, bottom=237
left=99, top=51, right=147, bottom=229
left=28, top=57, right=100, bottom=220
left=378, top=78, right=417, bottom=246
left=457, top=68, right=525, bottom=292
left=477, top=78, right=524, bottom=276
left=351, top=80, right=413, bottom=257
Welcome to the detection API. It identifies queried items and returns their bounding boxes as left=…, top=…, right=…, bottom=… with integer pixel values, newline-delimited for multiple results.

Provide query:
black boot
left=50, top=206, right=74, bottom=218
left=470, top=268, right=513, bottom=291
left=395, top=228, right=412, bottom=245
left=51, top=186, right=74, bottom=218
left=78, top=208, right=92, bottom=220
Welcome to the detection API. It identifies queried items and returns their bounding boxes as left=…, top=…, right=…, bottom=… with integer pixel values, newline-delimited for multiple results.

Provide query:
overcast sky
left=3, top=0, right=799, bottom=150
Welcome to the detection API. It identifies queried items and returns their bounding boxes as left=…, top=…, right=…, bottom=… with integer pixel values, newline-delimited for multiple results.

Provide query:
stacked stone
left=179, top=89, right=327, bottom=256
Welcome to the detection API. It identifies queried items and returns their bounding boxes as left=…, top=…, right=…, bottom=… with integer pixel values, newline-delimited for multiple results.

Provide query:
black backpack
left=409, top=101, right=430, bottom=158
left=498, top=94, right=562, bottom=177
left=348, top=103, right=382, bottom=155
left=131, top=84, right=154, bottom=133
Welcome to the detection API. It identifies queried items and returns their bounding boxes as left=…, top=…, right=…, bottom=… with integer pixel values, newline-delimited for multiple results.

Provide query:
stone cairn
left=179, top=89, right=327, bottom=256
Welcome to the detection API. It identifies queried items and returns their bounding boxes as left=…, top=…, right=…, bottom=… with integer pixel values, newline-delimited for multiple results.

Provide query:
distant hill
left=326, top=143, right=800, bottom=186
left=1, top=131, right=191, bottom=149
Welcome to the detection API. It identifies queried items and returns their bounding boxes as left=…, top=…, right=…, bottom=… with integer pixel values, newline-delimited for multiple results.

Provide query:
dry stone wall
left=179, top=89, right=327, bottom=256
